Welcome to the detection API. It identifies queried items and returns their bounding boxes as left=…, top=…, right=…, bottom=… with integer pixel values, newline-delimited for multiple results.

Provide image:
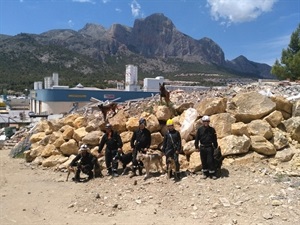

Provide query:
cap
left=202, top=115, right=210, bottom=122
left=139, top=118, right=146, bottom=125
left=105, top=123, right=112, bottom=129
left=166, top=119, right=173, bottom=126
left=79, top=144, right=89, bottom=152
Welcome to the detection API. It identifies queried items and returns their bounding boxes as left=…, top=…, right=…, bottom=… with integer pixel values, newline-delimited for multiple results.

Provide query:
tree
left=271, top=24, right=300, bottom=80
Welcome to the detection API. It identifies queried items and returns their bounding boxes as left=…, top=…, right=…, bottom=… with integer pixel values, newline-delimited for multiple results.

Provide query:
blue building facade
left=30, top=88, right=158, bottom=114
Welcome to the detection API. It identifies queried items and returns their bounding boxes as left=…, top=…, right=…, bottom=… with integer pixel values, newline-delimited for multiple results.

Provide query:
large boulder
left=231, top=122, right=249, bottom=136
left=150, top=132, right=163, bottom=149
left=282, top=117, right=300, bottom=142
left=73, top=127, right=88, bottom=142
left=271, top=96, right=293, bottom=119
left=155, top=105, right=172, bottom=121
left=264, top=110, right=284, bottom=128
left=218, top=135, right=250, bottom=156
left=196, top=97, right=227, bottom=116
left=250, top=135, right=276, bottom=156
left=126, top=117, right=139, bottom=131
left=42, top=155, right=68, bottom=167
left=82, top=130, right=102, bottom=146
left=227, top=91, right=276, bottom=123
left=60, top=139, right=78, bottom=156
left=247, top=119, right=273, bottom=140
left=211, top=113, right=236, bottom=138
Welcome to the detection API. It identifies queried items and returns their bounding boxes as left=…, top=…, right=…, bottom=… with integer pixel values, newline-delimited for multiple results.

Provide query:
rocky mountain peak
left=78, top=23, right=107, bottom=39
left=133, top=13, right=175, bottom=31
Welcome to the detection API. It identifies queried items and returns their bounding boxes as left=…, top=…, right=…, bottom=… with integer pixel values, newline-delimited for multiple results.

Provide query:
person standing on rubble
left=130, top=118, right=151, bottom=178
left=194, top=115, right=218, bottom=180
left=162, top=119, right=182, bottom=181
left=98, top=123, right=123, bottom=177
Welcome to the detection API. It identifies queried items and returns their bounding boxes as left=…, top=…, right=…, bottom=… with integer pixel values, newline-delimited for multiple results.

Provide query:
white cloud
left=115, top=8, right=122, bottom=13
left=68, top=20, right=75, bottom=28
left=131, top=0, right=142, bottom=17
left=206, top=0, right=278, bottom=25
left=102, top=0, right=111, bottom=3
left=19, top=0, right=24, bottom=2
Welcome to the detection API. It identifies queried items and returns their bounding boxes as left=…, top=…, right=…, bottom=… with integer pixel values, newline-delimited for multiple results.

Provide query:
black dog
left=214, top=146, right=224, bottom=176
left=114, top=152, right=133, bottom=175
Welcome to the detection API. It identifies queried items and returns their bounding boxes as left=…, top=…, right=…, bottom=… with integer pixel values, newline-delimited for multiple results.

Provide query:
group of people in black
left=70, top=115, right=219, bottom=182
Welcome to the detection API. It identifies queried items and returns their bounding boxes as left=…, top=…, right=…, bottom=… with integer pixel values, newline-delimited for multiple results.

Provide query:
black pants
left=200, top=146, right=215, bottom=175
left=75, top=163, right=94, bottom=179
left=105, top=149, right=118, bottom=172
left=165, top=152, right=180, bottom=172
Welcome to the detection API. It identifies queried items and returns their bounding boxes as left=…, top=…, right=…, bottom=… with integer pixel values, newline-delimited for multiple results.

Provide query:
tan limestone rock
left=155, top=105, right=172, bottom=121
left=218, top=135, right=250, bottom=156
left=248, top=119, right=273, bottom=140
left=82, top=130, right=102, bottom=146
left=126, top=117, right=139, bottom=131
left=227, top=91, right=276, bottom=123
left=73, top=127, right=88, bottom=142
left=196, top=97, right=227, bottom=116
left=250, top=135, right=276, bottom=156
left=42, top=155, right=68, bottom=167
left=60, top=139, right=78, bottom=156
left=264, top=110, right=283, bottom=128
left=211, top=113, right=236, bottom=139
left=231, top=122, right=249, bottom=136
left=62, top=127, right=74, bottom=140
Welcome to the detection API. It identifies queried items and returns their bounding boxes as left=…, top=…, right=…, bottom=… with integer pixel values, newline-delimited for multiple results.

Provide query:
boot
left=174, top=172, right=181, bottom=182
left=106, top=168, right=112, bottom=176
left=88, top=171, right=94, bottom=180
left=200, top=173, right=208, bottom=179
left=112, top=169, right=119, bottom=177
left=210, top=173, right=217, bottom=180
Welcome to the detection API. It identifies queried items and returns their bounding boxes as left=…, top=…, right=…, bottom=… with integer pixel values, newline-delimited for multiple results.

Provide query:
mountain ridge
left=0, top=13, right=275, bottom=92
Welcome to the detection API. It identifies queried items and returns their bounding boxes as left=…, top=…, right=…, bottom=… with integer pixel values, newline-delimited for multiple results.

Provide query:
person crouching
left=69, top=144, right=97, bottom=182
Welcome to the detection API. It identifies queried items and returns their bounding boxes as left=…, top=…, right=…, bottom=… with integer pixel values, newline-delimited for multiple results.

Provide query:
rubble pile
left=9, top=81, right=300, bottom=175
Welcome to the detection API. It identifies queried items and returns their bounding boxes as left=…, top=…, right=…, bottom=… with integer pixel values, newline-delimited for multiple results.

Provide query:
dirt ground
left=1, top=148, right=300, bottom=225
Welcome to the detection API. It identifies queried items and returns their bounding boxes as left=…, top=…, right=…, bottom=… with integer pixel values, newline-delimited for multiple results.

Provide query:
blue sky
left=0, top=0, right=299, bottom=66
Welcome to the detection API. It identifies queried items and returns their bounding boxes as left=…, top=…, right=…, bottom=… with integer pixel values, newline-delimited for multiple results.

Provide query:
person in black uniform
left=162, top=119, right=182, bottom=181
left=194, top=115, right=218, bottom=180
left=98, top=123, right=123, bottom=177
left=130, top=118, right=151, bottom=177
left=70, top=144, right=97, bottom=182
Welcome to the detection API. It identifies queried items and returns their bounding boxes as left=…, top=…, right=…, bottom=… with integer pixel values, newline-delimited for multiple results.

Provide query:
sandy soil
left=1, top=148, right=300, bottom=225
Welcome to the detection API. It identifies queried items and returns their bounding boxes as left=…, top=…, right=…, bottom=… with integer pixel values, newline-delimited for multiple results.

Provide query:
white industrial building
left=143, top=76, right=165, bottom=92
left=125, top=65, right=140, bottom=91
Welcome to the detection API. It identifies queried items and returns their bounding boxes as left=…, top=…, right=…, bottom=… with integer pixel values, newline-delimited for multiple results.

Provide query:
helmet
left=79, top=144, right=89, bottom=152
left=202, top=115, right=210, bottom=122
left=105, top=123, right=112, bottom=129
left=166, top=119, right=173, bottom=126
left=139, top=118, right=146, bottom=126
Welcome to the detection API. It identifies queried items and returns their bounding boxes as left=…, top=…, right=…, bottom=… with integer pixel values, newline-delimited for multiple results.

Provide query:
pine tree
left=271, top=24, right=300, bottom=80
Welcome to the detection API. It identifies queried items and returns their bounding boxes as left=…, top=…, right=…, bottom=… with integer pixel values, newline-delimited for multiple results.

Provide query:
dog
left=66, top=165, right=77, bottom=181
left=159, top=82, right=171, bottom=106
left=113, top=152, right=133, bottom=175
left=98, top=102, right=118, bottom=121
left=136, top=151, right=164, bottom=180
left=166, top=156, right=178, bottom=180
left=214, top=146, right=224, bottom=177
